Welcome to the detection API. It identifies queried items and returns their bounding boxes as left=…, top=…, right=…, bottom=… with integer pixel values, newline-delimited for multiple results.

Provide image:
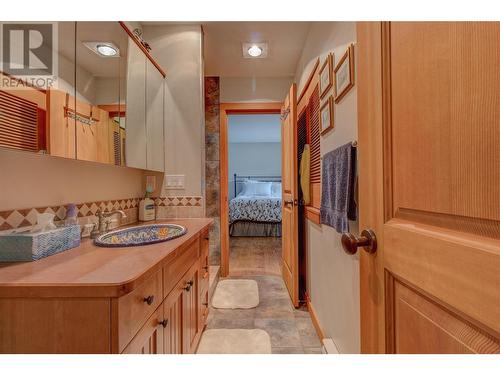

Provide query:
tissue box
left=0, top=225, right=81, bottom=262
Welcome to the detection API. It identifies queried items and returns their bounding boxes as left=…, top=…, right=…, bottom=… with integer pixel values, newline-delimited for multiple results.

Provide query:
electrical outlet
left=165, top=175, right=185, bottom=189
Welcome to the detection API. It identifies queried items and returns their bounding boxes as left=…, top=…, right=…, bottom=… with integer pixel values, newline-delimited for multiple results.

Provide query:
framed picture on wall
left=334, top=43, right=355, bottom=103
left=319, top=53, right=333, bottom=98
left=320, top=96, right=334, bottom=135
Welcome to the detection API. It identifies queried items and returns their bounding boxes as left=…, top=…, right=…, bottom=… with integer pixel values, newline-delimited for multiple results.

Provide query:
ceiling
left=228, top=114, right=281, bottom=143
left=202, top=22, right=311, bottom=77
left=58, top=22, right=128, bottom=78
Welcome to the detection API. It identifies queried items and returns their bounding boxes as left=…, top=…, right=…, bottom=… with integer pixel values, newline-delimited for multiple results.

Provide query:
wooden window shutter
left=308, top=85, right=321, bottom=183
left=0, top=90, right=39, bottom=152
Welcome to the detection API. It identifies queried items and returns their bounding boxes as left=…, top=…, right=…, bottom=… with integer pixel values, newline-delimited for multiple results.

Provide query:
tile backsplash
left=0, top=196, right=204, bottom=231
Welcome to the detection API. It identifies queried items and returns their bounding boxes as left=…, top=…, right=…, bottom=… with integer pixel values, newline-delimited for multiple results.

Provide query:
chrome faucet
left=90, top=209, right=127, bottom=239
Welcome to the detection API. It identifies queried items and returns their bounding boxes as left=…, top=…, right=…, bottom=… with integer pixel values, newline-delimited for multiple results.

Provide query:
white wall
left=220, top=76, right=292, bottom=103
left=295, top=22, right=360, bottom=354
left=0, top=148, right=144, bottom=211
left=143, top=25, right=205, bottom=197
left=228, top=142, right=281, bottom=199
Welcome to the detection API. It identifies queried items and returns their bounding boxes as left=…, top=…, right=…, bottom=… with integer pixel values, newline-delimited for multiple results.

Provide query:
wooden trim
left=219, top=102, right=283, bottom=278
left=98, top=104, right=126, bottom=117
left=305, top=292, right=326, bottom=341
left=305, top=206, right=320, bottom=224
left=298, top=58, right=320, bottom=104
left=319, top=95, right=334, bottom=135
left=319, top=54, right=333, bottom=99
left=334, top=43, right=355, bottom=104
left=381, top=23, right=393, bottom=222
left=118, top=22, right=166, bottom=78
left=357, top=21, right=386, bottom=354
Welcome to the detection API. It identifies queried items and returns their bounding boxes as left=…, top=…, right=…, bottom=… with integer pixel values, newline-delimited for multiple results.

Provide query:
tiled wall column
left=204, top=77, right=221, bottom=265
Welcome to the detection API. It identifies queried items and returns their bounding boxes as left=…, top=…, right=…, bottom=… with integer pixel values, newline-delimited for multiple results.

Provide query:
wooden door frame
left=219, top=102, right=283, bottom=277
left=357, top=21, right=388, bottom=354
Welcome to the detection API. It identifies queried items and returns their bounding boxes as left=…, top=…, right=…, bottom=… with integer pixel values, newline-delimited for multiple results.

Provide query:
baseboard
left=305, top=292, right=326, bottom=341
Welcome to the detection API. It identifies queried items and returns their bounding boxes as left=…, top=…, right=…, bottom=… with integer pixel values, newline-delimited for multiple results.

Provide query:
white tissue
left=30, top=213, right=57, bottom=233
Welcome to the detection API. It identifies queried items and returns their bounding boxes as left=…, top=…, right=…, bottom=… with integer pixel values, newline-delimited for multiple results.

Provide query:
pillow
left=271, top=182, right=282, bottom=197
left=238, top=180, right=254, bottom=197
left=252, top=182, right=272, bottom=196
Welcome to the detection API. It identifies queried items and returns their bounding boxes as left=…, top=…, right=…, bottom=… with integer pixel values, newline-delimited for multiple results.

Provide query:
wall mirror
left=0, top=21, right=165, bottom=172
left=74, top=21, right=127, bottom=165
left=0, top=21, right=76, bottom=158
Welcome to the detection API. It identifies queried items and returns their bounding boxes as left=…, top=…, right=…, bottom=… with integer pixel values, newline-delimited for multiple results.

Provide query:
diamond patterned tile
left=79, top=204, right=90, bottom=217
left=0, top=210, right=13, bottom=220
left=25, top=208, right=39, bottom=225
left=6, top=210, right=24, bottom=228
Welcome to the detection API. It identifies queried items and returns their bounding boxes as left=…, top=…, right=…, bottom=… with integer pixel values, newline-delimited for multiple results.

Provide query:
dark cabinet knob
left=158, top=319, right=168, bottom=328
left=341, top=229, right=377, bottom=255
left=143, top=295, right=155, bottom=305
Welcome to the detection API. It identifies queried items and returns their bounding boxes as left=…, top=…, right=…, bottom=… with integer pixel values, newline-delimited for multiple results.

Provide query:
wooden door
left=281, top=83, right=299, bottom=307
left=357, top=22, right=500, bottom=353
left=122, top=305, right=164, bottom=354
left=163, top=281, right=184, bottom=354
left=182, top=263, right=201, bottom=354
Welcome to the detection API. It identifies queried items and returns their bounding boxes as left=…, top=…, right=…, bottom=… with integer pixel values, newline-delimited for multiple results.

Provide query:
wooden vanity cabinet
left=120, top=229, right=210, bottom=354
left=0, top=220, right=212, bottom=354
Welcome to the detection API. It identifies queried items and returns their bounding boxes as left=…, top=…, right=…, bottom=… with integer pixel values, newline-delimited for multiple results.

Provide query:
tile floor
left=207, top=275, right=322, bottom=354
left=229, top=237, right=282, bottom=276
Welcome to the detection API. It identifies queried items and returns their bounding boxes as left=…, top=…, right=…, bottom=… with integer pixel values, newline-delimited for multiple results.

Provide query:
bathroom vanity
left=0, top=218, right=212, bottom=354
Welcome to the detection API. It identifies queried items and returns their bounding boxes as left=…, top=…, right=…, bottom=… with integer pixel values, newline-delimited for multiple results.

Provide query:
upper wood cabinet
left=0, top=21, right=165, bottom=173
left=126, top=39, right=165, bottom=172
left=125, top=40, right=148, bottom=169
left=146, top=61, right=165, bottom=172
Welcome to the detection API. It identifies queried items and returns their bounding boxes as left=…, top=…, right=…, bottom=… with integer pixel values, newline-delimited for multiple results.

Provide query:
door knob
left=341, top=229, right=377, bottom=255
left=284, top=199, right=297, bottom=206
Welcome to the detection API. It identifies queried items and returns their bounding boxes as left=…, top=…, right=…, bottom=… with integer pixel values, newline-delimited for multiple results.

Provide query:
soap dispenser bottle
left=139, top=188, right=155, bottom=222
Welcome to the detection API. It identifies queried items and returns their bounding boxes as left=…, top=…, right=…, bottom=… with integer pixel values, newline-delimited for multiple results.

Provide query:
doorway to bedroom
left=226, top=113, right=282, bottom=276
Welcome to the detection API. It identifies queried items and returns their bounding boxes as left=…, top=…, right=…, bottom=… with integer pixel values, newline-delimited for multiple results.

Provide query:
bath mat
left=196, top=329, right=271, bottom=354
left=211, top=279, right=259, bottom=309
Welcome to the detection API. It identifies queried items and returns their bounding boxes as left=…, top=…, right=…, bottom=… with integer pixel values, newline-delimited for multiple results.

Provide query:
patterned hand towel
left=320, top=142, right=357, bottom=233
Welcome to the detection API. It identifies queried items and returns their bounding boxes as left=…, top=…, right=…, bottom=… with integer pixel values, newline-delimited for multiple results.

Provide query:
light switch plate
left=165, top=175, right=185, bottom=189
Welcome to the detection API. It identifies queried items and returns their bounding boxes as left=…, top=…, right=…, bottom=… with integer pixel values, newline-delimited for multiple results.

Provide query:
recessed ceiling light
left=96, top=44, right=118, bottom=57
left=242, top=42, right=268, bottom=59
left=247, top=45, right=262, bottom=57
left=83, top=41, right=120, bottom=58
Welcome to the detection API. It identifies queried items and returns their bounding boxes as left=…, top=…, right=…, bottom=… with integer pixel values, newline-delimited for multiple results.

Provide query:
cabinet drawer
left=117, top=269, right=162, bottom=352
left=122, top=304, right=164, bottom=354
left=163, top=238, right=199, bottom=298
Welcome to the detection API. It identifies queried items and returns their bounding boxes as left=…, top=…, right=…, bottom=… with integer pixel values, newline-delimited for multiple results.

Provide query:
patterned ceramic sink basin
left=94, top=224, right=187, bottom=247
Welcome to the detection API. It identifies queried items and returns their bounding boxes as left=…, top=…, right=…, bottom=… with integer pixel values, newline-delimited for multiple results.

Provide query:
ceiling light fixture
left=96, top=44, right=118, bottom=57
left=83, top=41, right=120, bottom=58
left=242, top=42, right=268, bottom=59
left=247, top=45, right=262, bottom=57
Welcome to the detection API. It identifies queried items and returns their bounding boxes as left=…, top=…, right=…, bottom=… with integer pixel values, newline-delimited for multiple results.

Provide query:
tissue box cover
left=0, top=225, right=81, bottom=262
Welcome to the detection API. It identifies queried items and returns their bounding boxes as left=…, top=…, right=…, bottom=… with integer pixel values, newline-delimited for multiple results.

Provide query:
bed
left=229, top=174, right=282, bottom=237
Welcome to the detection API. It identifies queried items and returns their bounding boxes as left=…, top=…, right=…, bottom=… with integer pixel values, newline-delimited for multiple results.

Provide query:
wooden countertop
left=0, top=218, right=213, bottom=298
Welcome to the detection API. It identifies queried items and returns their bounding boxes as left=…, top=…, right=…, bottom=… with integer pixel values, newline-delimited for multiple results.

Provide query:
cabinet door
left=122, top=304, right=164, bottom=354
left=145, top=61, right=165, bottom=172
left=163, top=280, right=183, bottom=354
left=183, top=263, right=201, bottom=354
left=125, top=40, right=147, bottom=169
